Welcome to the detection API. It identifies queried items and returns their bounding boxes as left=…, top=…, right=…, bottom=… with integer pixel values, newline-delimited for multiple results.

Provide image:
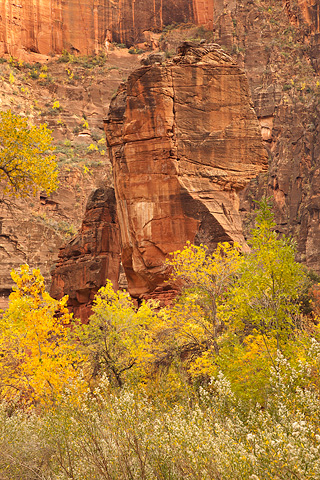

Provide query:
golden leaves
left=0, top=110, right=58, bottom=198
left=0, top=265, right=86, bottom=406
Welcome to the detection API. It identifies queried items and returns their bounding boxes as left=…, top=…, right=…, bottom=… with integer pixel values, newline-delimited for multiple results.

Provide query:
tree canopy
left=0, top=110, right=58, bottom=198
left=0, top=265, right=85, bottom=406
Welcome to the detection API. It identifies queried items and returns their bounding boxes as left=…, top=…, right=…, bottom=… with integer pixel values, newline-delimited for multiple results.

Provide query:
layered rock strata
left=50, top=187, right=121, bottom=321
left=0, top=0, right=224, bottom=58
left=105, top=42, right=268, bottom=298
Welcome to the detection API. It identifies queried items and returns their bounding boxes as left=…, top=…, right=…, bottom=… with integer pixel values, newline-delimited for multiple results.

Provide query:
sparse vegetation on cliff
left=0, top=47, right=138, bottom=289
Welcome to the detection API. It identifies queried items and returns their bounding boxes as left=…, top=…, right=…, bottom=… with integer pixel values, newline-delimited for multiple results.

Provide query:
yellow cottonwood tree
left=167, top=242, right=242, bottom=353
left=0, top=110, right=58, bottom=198
left=0, top=265, right=86, bottom=406
left=79, top=280, right=158, bottom=388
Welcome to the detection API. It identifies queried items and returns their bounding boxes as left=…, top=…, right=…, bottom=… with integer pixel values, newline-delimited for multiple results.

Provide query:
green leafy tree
left=0, top=110, right=58, bottom=198
left=221, top=200, right=306, bottom=347
left=207, top=200, right=309, bottom=402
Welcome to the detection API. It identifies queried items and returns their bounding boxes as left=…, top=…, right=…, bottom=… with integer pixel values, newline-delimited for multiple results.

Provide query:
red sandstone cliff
left=1, top=0, right=317, bottom=59
left=50, top=187, right=121, bottom=321
left=4, top=0, right=320, bottom=310
left=0, top=0, right=225, bottom=58
left=105, top=43, right=268, bottom=298
left=217, top=0, right=320, bottom=273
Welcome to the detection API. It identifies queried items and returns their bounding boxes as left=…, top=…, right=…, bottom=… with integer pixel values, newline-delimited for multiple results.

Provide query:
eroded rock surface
left=50, top=187, right=121, bottom=321
left=0, top=0, right=222, bottom=58
left=105, top=43, right=268, bottom=297
left=0, top=165, right=105, bottom=306
left=207, top=0, right=320, bottom=273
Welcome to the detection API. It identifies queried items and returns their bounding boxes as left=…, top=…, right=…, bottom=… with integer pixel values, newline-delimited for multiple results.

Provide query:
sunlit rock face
left=105, top=43, right=268, bottom=297
left=0, top=0, right=224, bottom=58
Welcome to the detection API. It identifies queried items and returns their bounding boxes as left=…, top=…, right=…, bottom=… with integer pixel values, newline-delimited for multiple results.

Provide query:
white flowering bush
left=0, top=404, right=52, bottom=479
left=1, top=345, right=320, bottom=480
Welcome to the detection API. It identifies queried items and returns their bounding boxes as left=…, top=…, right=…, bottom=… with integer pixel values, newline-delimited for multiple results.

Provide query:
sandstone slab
left=105, top=43, right=268, bottom=297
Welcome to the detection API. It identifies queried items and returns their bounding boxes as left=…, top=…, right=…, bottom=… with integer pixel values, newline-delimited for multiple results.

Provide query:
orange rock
left=105, top=42, right=268, bottom=298
left=0, top=0, right=218, bottom=58
left=0, top=0, right=318, bottom=59
left=50, top=187, right=121, bottom=322
left=290, top=0, right=320, bottom=30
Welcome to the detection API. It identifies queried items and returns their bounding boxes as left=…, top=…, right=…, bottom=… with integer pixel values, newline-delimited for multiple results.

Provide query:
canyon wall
left=296, top=0, right=320, bottom=31
left=0, top=50, right=137, bottom=308
left=105, top=43, right=267, bottom=298
left=0, top=0, right=316, bottom=60
left=3, top=0, right=320, bottom=312
left=213, top=0, right=320, bottom=274
left=0, top=0, right=227, bottom=58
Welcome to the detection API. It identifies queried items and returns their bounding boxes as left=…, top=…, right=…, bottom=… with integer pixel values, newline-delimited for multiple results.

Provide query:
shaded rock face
left=295, top=0, right=320, bottom=30
left=0, top=164, right=105, bottom=304
left=0, top=0, right=224, bottom=58
left=208, top=0, right=320, bottom=274
left=105, top=43, right=268, bottom=298
left=50, top=187, right=121, bottom=322
left=0, top=206, right=63, bottom=311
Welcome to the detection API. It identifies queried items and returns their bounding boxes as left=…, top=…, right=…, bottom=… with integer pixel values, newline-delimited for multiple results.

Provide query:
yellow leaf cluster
left=78, top=280, right=159, bottom=388
left=0, top=110, right=58, bottom=198
left=0, top=265, right=86, bottom=406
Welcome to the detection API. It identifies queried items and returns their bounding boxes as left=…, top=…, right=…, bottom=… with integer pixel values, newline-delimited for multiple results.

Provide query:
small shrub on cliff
left=128, top=47, right=144, bottom=55
left=58, top=49, right=73, bottom=63
left=29, top=68, right=39, bottom=79
left=57, top=50, right=107, bottom=68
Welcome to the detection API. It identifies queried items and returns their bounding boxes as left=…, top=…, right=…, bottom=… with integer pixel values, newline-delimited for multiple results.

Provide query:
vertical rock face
left=105, top=43, right=268, bottom=298
left=208, top=0, right=320, bottom=273
left=298, top=0, right=320, bottom=71
left=0, top=0, right=119, bottom=57
left=50, top=187, right=121, bottom=321
left=1, top=0, right=315, bottom=59
left=0, top=0, right=223, bottom=57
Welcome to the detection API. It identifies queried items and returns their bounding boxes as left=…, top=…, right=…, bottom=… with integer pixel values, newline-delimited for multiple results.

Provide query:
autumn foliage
left=1, top=203, right=320, bottom=479
left=0, top=265, right=86, bottom=406
left=0, top=202, right=317, bottom=405
left=0, top=110, right=58, bottom=198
